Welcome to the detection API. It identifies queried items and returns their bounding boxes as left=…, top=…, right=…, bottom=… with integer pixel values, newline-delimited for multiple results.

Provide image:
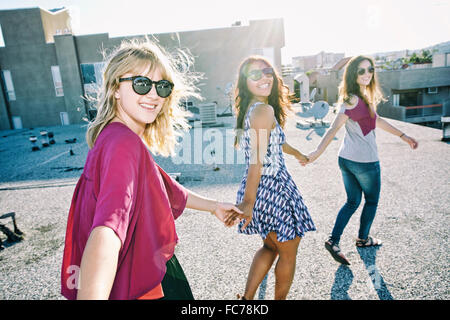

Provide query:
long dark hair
left=338, top=55, right=385, bottom=118
left=233, top=56, right=291, bottom=146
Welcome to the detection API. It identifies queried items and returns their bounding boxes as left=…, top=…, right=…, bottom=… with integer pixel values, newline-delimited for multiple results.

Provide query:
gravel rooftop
left=0, top=110, right=448, bottom=300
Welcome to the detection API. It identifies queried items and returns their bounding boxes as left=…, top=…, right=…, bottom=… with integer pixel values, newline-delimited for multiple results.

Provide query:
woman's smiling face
left=356, top=59, right=374, bottom=88
left=114, top=64, right=166, bottom=135
left=246, top=60, right=274, bottom=100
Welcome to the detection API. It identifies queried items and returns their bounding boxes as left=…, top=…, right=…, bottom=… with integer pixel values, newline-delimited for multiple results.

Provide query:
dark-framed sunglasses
left=247, top=67, right=274, bottom=81
left=119, top=76, right=174, bottom=98
left=357, top=66, right=375, bottom=76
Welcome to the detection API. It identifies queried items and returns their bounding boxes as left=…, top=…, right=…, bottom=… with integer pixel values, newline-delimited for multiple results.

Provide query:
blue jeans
left=330, top=157, right=381, bottom=244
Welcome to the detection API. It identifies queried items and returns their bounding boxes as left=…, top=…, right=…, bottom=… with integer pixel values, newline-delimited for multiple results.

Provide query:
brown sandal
left=356, top=236, right=382, bottom=247
left=325, top=239, right=350, bottom=265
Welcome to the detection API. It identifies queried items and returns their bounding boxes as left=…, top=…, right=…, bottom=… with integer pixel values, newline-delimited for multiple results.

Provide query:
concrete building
left=292, top=51, right=345, bottom=72
left=0, top=7, right=285, bottom=129
left=306, top=57, right=351, bottom=104
left=377, top=66, right=450, bottom=126
left=284, top=52, right=345, bottom=103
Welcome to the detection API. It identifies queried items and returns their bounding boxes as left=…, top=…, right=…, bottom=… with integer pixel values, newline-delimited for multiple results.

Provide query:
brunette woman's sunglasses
left=119, top=76, right=174, bottom=98
left=247, top=67, right=274, bottom=81
left=357, top=66, right=375, bottom=76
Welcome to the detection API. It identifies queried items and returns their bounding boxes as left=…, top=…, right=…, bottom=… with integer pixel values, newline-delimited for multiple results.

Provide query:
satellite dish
left=219, top=82, right=234, bottom=116
left=296, top=100, right=330, bottom=130
left=296, top=102, right=313, bottom=118
left=311, top=101, right=329, bottom=120
left=224, top=82, right=233, bottom=95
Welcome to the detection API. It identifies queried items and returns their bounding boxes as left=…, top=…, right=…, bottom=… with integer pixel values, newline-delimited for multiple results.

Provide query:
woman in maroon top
left=61, top=38, right=242, bottom=300
left=306, top=56, right=418, bottom=265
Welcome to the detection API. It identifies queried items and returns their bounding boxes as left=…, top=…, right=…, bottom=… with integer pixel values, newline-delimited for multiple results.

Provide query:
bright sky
left=0, top=0, right=449, bottom=63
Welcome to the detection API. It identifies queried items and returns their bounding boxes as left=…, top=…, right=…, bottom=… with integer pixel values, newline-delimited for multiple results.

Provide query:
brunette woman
left=307, top=55, right=418, bottom=265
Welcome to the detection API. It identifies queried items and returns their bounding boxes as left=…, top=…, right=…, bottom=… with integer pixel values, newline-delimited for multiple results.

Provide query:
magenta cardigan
left=61, top=122, right=187, bottom=300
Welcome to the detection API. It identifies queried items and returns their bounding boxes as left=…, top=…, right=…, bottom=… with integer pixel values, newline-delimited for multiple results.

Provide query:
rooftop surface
left=0, top=110, right=448, bottom=300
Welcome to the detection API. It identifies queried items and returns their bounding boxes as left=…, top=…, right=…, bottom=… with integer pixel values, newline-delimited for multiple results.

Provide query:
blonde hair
left=338, top=55, right=385, bottom=118
left=86, top=37, right=201, bottom=156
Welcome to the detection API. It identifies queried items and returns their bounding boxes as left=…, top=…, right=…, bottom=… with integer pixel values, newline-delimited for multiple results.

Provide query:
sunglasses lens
left=262, top=67, right=274, bottom=76
left=133, top=77, right=152, bottom=95
left=358, top=67, right=375, bottom=76
left=155, top=80, right=173, bottom=98
left=248, top=70, right=263, bottom=81
left=248, top=67, right=274, bottom=81
left=127, top=76, right=173, bottom=97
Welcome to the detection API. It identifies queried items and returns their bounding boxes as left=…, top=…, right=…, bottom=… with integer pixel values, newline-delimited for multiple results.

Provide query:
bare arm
left=307, top=113, right=348, bottom=163
left=282, top=141, right=308, bottom=164
left=376, top=116, right=404, bottom=136
left=376, top=116, right=419, bottom=149
left=282, top=142, right=298, bottom=156
left=238, top=104, right=274, bottom=230
left=77, top=226, right=121, bottom=300
left=185, top=189, right=243, bottom=226
left=185, top=190, right=218, bottom=213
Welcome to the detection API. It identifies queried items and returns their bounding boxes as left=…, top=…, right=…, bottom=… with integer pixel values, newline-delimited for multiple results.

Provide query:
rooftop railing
left=405, top=104, right=443, bottom=119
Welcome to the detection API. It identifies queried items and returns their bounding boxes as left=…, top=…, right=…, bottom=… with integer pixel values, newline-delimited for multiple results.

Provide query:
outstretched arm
left=186, top=189, right=243, bottom=227
left=185, top=190, right=243, bottom=226
left=376, top=117, right=418, bottom=149
left=185, top=190, right=219, bottom=213
left=77, top=226, right=121, bottom=300
left=307, top=113, right=348, bottom=163
left=283, top=142, right=308, bottom=165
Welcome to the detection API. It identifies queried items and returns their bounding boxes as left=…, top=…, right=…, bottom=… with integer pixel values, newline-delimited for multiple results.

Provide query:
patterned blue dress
left=236, top=102, right=316, bottom=242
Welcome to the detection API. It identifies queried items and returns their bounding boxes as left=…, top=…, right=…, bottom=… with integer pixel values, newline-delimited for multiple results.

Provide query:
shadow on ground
left=330, top=245, right=394, bottom=300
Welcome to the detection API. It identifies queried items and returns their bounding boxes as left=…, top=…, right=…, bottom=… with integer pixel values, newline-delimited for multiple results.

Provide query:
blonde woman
left=61, top=38, right=242, bottom=300
left=306, top=55, right=418, bottom=265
